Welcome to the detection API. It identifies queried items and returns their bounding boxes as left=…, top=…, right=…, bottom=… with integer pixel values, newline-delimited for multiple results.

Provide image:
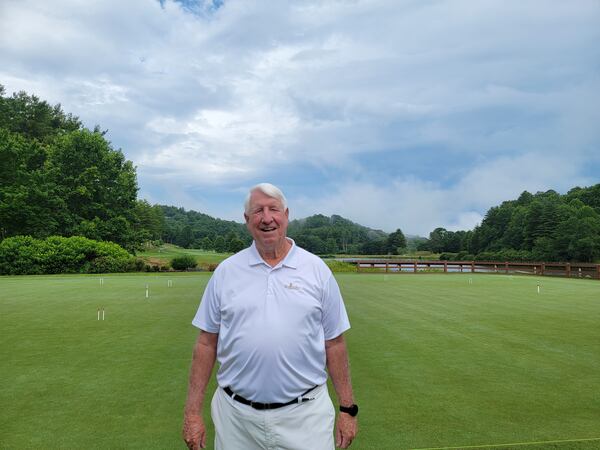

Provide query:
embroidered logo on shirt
left=284, top=282, right=301, bottom=290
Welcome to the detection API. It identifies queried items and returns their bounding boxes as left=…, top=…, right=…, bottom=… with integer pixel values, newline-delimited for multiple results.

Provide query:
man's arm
left=182, top=330, right=218, bottom=450
left=325, top=334, right=358, bottom=449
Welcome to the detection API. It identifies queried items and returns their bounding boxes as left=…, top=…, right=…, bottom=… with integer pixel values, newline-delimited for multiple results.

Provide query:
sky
left=1, top=0, right=599, bottom=236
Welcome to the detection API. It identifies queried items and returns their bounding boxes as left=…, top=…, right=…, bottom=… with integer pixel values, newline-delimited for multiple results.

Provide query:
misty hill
left=287, top=214, right=387, bottom=254
left=159, top=207, right=388, bottom=254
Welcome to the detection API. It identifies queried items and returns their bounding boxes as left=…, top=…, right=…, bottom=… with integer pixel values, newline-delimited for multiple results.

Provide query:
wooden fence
left=350, top=259, right=600, bottom=280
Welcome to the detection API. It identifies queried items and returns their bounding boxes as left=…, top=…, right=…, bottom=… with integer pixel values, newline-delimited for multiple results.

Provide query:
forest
left=417, top=187, right=600, bottom=262
left=1, top=86, right=599, bottom=262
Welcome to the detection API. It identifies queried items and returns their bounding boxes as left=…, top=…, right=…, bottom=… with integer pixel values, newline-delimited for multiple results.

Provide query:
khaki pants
left=211, top=384, right=335, bottom=450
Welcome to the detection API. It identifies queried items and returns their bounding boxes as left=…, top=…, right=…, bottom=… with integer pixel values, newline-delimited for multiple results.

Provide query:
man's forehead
left=249, top=191, right=284, bottom=207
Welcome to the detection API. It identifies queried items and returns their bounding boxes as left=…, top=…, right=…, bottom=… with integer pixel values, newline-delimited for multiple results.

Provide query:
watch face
left=340, top=404, right=359, bottom=417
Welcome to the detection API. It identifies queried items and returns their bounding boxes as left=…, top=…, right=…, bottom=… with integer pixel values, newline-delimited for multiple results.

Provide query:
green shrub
left=0, top=235, right=135, bottom=275
left=439, top=252, right=458, bottom=261
left=325, top=260, right=357, bottom=273
left=170, top=255, right=197, bottom=271
left=456, top=251, right=473, bottom=261
left=200, top=262, right=219, bottom=272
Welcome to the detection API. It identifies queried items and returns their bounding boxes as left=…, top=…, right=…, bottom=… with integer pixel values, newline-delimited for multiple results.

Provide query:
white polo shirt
left=192, top=239, right=350, bottom=403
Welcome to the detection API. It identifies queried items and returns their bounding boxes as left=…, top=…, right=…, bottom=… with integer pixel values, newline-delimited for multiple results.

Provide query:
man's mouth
left=261, top=227, right=276, bottom=232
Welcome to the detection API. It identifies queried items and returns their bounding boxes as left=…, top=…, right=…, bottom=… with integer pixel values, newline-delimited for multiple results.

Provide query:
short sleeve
left=192, top=273, right=221, bottom=333
left=321, top=273, right=350, bottom=340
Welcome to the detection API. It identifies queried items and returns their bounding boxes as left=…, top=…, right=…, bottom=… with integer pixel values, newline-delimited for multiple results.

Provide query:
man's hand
left=326, top=334, right=358, bottom=448
left=335, top=413, right=357, bottom=448
left=182, top=331, right=217, bottom=449
left=182, top=413, right=206, bottom=449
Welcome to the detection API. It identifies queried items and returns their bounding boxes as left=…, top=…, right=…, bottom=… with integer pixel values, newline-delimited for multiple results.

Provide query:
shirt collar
left=248, top=238, right=298, bottom=269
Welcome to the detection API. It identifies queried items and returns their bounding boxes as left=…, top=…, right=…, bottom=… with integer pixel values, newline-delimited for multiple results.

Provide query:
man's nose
left=261, top=208, right=274, bottom=222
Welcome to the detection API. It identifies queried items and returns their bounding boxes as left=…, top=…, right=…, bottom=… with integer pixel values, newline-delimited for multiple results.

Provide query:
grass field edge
left=410, top=436, right=600, bottom=450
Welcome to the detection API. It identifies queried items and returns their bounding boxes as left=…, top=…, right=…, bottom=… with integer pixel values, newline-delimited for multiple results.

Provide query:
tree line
left=417, top=187, right=600, bottom=262
left=1, top=86, right=598, bottom=263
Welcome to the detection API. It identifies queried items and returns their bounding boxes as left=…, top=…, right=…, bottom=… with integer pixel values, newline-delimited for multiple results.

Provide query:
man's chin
left=256, top=236, right=284, bottom=248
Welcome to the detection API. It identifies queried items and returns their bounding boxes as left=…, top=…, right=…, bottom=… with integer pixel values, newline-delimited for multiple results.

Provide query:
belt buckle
left=251, top=401, right=267, bottom=410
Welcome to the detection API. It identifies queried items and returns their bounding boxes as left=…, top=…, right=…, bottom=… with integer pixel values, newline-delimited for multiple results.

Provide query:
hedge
left=0, top=235, right=137, bottom=275
left=170, top=255, right=198, bottom=271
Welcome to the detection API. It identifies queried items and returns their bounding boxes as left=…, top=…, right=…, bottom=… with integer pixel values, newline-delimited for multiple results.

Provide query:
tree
left=132, top=200, right=165, bottom=242
left=0, top=87, right=142, bottom=250
left=177, top=225, right=194, bottom=248
left=213, top=236, right=227, bottom=253
left=552, top=204, right=600, bottom=262
left=44, top=130, right=139, bottom=250
left=200, top=236, right=213, bottom=250
left=0, top=129, right=64, bottom=239
left=324, top=237, right=338, bottom=254
left=428, top=228, right=448, bottom=253
left=385, top=229, right=406, bottom=254
left=0, top=85, right=81, bottom=142
left=361, top=239, right=387, bottom=255
left=501, top=207, right=527, bottom=250
left=567, top=185, right=600, bottom=213
left=228, top=237, right=245, bottom=253
left=295, top=235, right=325, bottom=254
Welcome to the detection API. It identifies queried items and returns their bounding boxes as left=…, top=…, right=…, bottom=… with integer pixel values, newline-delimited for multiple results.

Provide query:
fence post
left=444, top=262, right=448, bottom=273
left=597, top=264, right=600, bottom=280
left=566, top=263, right=571, bottom=278
left=505, top=261, right=509, bottom=273
left=413, top=262, right=417, bottom=273
left=541, top=263, right=545, bottom=276
left=471, top=262, right=475, bottom=273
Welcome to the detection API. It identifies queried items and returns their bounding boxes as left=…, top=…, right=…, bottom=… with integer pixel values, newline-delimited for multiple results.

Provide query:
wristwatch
left=339, top=404, right=359, bottom=417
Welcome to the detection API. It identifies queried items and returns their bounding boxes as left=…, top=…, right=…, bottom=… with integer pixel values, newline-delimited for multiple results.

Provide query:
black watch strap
left=339, top=404, right=359, bottom=417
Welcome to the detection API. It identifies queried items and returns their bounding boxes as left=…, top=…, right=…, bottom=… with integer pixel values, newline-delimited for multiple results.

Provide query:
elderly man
left=183, top=183, right=358, bottom=450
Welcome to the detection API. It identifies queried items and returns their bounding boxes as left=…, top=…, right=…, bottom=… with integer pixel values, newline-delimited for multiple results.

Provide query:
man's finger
left=184, top=432, right=199, bottom=449
left=341, top=434, right=350, bottom=449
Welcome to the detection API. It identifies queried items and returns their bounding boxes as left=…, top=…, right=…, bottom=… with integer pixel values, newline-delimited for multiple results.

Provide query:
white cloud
left=292, top=150, right=594, bottom=236
left=1, top=0, right=598, bottom=234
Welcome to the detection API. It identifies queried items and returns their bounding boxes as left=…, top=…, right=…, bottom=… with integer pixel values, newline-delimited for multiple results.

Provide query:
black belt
left=223, top=385, right=318, bottom=410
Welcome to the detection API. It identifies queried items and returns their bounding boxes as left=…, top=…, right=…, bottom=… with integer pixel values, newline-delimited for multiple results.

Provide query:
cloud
left=1, top=0, right=598, bottom=234
left=291, top=150, right=594, bottom=235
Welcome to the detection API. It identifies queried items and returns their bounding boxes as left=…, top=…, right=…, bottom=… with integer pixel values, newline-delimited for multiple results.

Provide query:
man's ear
left=244, top=213, right=249, bottom=224
left=285, top=209, right=289, bottom=218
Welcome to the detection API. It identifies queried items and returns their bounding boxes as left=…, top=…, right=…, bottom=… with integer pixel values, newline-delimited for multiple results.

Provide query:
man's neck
left=256, top=238, right=291, bottom=267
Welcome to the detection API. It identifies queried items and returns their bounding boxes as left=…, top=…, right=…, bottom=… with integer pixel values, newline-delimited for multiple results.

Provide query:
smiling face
left=244, top=189, right=289, bottom=256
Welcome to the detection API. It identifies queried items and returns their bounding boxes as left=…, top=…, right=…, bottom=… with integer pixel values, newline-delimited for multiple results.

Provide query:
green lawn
left=1, top=273, right=599, bottom=449
left=137, top=244, right=231, bottom=267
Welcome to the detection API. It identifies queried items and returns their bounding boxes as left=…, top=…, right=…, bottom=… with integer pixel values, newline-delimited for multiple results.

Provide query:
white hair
left=244, top=183, right=288, bottom=214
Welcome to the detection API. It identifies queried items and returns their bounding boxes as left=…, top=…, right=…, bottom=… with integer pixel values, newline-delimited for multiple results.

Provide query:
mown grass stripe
left=410, top=436, right=600, bottom=450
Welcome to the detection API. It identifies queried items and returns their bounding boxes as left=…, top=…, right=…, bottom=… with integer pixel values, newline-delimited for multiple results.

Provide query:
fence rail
left=349, top=259, right=600, bottom=280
